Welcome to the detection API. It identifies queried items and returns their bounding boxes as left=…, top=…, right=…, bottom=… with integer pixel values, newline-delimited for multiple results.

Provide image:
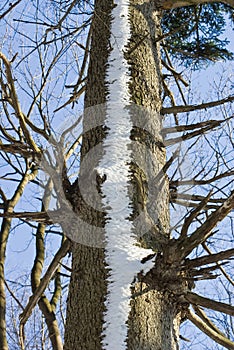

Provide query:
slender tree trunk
left=64, top=1, right=181, bottom=349
left=64, top=1, right=112, bottom=348
left=0, top=170, right=37, bottom=350
left=0, top=217, right=11, bottom=350
left=31, top=184, right=63, bottom=350
left=126, top=2, right=180, bottom=348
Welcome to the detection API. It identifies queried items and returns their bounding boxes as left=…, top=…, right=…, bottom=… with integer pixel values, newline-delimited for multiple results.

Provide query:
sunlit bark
left=64, top=0, right=179, bottom=349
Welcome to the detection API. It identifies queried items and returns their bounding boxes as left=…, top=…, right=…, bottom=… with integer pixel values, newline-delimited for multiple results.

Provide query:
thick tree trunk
left=64, top=1, right=181, bottom=349
left=125, top=2, right=180, bottom=348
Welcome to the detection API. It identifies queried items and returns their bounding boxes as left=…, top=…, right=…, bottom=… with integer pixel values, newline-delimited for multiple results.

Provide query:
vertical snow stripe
left=97, top=1, right=155, bottom=349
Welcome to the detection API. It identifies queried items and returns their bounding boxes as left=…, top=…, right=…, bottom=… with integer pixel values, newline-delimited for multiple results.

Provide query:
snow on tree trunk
left=97, top=2, right=157, bottom=349
left=64, top=1, right=181, bottom=349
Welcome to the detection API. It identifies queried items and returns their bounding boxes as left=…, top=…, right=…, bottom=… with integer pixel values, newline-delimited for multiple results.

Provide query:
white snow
left=97, top=1, right=155, bottom=349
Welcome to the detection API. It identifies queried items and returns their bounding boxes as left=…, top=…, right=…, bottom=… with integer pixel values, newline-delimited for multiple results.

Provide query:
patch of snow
left=97, top=1, right=155, bottom=349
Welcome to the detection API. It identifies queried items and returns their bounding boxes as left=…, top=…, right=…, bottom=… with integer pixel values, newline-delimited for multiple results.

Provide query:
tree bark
left=0, top=217, right=11, bottom=350
left=31, top=185, right=63, bottom=350
left=63, top=1, right=111, bottom=348
left=64, top=1, right=181, bottom=349
left=0, top=170, right=37, bottom=350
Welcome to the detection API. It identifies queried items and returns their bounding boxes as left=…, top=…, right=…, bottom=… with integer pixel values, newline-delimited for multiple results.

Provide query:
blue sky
left=0, top=2, right=233, bottom=349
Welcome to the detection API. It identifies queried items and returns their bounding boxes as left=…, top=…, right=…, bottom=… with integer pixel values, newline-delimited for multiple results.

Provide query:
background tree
left=0, top=1, right=233, bottom=349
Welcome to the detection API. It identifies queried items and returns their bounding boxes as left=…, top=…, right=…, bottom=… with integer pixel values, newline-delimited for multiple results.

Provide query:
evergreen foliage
left=161, top=3, right=233, bottom=68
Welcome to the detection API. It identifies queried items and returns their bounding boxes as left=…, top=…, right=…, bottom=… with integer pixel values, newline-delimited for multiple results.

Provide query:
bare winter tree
left=0, top=1, right=233, bottom=349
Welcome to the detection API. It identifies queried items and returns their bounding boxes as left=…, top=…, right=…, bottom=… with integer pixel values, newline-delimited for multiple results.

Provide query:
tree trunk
left=63, top=1, right=112, bottom=348
left=0, top=217, right=11, bottom=350
left=64, top=1, right=181, bottom=349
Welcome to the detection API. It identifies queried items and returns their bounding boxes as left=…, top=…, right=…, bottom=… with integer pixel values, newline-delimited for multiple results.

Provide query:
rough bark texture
left=64, top=1, right=181, bottom=349
left=127, top=0, right=169, bottom=241
left=128, top=286, right=180, bottom=350
left=63, top=1, right=112, bottom=349
left=126, top=2, right=180, bottom=349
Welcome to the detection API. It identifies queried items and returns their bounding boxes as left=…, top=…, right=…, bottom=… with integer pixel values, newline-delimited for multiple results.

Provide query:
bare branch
left=0, top=211, right=52, bottom=224
left=161, top=59, right=189, bottom=87
left=162, top=42, right=187, bottom=105
left=202, top=244, right=234, bottom=287
left=0, top=52, right=40, bottom=153
left=0, top=142, right=41, bottom=159
left=180, top=191, right=213, bottom=238
left=165, top=121, right=231, bottom=146
left=171, top=170, right=234, bottom=187
left=162, top=97, right=234, bottom=115
left=0, top=0, right=22, bottom=20
left=177, top=191, right=234, bottom=258
left=163, top=117, right=233, bottom=134
left=19, top=239, right=70, bottom=327
left=185, top=248, right=234, bottom=268
left=54, top=85, right=86, bottom=112
left=0, top=167, right=38, bottom=349
left=45, top=0, right=79, bottom=33
left=187, top=309, right=234, bottom=350
left=185, top=292, right=234, bottom=316
left=190, top=263, right=226, bottom=278
left=4, top=280, right=24, bottom=310
left=155, top=148, right=180, bottom=183
left=193, top=305, right=226, bottom=336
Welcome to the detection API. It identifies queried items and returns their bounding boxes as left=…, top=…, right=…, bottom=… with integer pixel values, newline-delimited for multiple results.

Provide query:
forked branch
left=187, top=309, right=234, bottom=350
left=177, top=191, right=234, bottom=258
left=180, top=191, right=213, bottom=237
left=19, top=239, right=70, bottom=326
